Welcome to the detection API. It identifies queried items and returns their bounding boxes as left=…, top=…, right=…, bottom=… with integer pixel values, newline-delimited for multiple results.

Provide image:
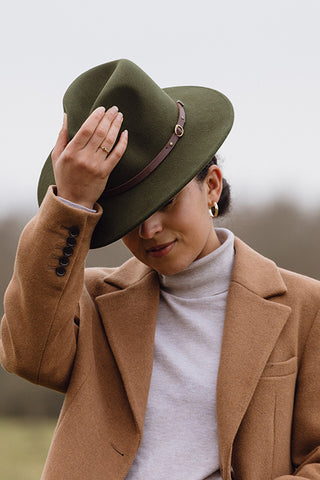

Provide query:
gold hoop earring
left=209, top=202, right=219, bottom=218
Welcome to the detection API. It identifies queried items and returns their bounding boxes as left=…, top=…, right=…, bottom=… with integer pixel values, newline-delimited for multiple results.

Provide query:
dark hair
left=195, top=156, right=231, bottom=216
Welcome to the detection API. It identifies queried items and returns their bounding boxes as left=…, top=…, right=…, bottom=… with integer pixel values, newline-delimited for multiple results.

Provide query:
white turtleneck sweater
left=126, top=228, right=235, bottom=480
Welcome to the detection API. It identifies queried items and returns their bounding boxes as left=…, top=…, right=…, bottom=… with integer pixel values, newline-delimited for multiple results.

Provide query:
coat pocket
left=233, top=356, right=298, bottom=480
left=261, top=356, right=297, bottom=377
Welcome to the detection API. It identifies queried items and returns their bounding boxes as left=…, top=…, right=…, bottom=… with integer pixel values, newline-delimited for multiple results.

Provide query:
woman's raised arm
left=0, top=108, right=128, bottom=392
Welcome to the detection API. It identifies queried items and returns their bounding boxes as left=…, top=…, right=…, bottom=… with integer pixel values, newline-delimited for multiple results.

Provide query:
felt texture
left=37, top=59, right=234, bottom=247
left=1, top=190, right=320, bottom=479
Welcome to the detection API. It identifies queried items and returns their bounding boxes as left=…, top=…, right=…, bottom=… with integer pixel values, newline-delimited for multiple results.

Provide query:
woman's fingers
left=57, top=106, right=122, bottom=157
left=70, top=106, right=108, bottom=150
left=102, top=129, right=128, bottom=176
left=87, top=106, right=120, bottom=151
left=97, top=111, right=124, bottom=155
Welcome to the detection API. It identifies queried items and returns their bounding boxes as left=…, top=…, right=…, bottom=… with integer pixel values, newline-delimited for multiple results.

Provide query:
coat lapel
left=95, top=259, right=160, bottom=435
left=216, top=238, right=291, bottom=476
left=94, top=240, right=292, bottom=475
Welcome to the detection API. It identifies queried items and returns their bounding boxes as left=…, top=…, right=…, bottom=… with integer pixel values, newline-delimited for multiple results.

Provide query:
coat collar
left=95, top=237, right=291, bottom=466
left=231, top=237, right=287, bottom=297
left=101, top=256, right=154, bottom=290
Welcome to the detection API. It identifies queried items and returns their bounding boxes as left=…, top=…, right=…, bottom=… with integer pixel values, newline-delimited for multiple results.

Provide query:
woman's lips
left=146, top=240, right=176, bottom=258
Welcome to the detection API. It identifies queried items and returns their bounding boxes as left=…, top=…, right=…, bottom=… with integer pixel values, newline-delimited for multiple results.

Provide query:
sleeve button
left=66, top=236, right=77, bottom=247
left=69, top=226, right=80, bottom=238
left=59, top=256, right=69, bottom=267
left=56, top=266, right=66, bottom=277
left=63, top=246, right=74, bottom=257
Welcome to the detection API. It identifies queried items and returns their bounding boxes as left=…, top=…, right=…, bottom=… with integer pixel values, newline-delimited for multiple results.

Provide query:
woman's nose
left=138, top=212, right=163, bottom=239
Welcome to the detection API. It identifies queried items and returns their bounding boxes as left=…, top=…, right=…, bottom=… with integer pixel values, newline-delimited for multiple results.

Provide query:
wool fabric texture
left=2, top=189, right=320, bottom=479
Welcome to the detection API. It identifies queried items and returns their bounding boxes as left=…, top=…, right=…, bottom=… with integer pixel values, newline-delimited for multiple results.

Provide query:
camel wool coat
left=1, top=188, right=320, bottom=480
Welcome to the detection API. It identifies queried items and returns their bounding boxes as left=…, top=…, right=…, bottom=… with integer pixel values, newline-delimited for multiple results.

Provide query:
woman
left=1, top=59, right=320, bottom=480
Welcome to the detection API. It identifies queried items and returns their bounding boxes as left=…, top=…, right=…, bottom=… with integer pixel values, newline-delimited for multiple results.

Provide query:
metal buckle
left=174, top=124, right=184, bottom=137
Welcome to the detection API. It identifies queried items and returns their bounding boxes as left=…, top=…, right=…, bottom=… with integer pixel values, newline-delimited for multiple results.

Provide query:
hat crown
left=63, top=59, right=179, bottom=188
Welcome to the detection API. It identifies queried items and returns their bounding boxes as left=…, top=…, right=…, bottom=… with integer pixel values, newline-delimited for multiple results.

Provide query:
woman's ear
left=205, top=165, right=223, bottom=205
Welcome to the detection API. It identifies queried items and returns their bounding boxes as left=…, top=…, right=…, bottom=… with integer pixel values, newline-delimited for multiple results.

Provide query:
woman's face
left=122, top=167, right=222, bottom=275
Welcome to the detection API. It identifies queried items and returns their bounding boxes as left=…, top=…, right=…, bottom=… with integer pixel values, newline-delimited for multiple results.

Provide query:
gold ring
left=100, top=146, right=109, bottom=155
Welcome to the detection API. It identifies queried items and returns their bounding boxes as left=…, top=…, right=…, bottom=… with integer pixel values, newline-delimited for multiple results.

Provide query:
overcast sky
left=1, top=0, right=319, bottom=219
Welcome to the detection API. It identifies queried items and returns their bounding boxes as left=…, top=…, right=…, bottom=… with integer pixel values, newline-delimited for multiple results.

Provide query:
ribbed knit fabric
left=126, top=228, right=235, bottom=480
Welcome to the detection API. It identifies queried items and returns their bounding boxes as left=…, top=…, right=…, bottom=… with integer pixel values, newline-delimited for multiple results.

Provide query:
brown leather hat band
left=105, top=101, right=186, bottom=198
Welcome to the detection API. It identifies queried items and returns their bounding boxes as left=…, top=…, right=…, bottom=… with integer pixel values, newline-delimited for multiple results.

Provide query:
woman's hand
left=51, top=106, right=128, bottom=209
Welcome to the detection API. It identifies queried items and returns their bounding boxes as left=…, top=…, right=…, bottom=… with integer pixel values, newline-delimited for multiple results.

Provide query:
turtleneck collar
left=158, top=228, right=235, bottom=299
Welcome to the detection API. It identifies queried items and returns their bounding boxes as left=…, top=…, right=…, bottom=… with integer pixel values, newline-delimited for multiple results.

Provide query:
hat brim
left=38, top=85, right=233, bottom=248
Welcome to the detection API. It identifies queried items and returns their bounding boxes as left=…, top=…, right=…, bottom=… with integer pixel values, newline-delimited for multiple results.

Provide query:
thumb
left=52, top=113, right=68, bottom=164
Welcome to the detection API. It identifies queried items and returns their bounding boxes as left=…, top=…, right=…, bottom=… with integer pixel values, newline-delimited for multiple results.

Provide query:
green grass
left=0, top=417, right=56, bottom=480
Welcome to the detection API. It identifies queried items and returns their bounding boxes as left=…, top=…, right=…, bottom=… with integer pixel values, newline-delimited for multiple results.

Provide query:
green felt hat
left=38, top=59, right=234, bottom=248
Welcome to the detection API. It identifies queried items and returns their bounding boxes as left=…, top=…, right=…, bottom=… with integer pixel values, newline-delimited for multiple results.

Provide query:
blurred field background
left=1, top=199, right=319, bottom=477
left=0, top=417, right=56, bottom=480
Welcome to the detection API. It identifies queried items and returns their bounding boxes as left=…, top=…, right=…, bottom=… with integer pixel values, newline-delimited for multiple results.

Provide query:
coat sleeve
left=0, top=187, right=102, bottom=393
